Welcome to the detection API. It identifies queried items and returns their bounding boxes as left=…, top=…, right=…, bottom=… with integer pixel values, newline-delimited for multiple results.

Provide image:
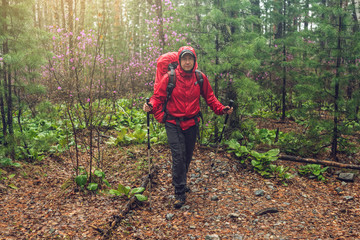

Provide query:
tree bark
left=155, top=0, right=164, bottom=51
left=331, top=0, right=343, bottom=160
left=79, top=0, right=86, bottom=31
left=61, top=0, right=66, bottom=29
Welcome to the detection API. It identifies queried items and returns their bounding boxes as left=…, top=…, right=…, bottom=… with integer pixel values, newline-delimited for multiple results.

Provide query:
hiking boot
left=174, top=194, right=186, bottom=209
left=185, top=185, right=191, bottom=193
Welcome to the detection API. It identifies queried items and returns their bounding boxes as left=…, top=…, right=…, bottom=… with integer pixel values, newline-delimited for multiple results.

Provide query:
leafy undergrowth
left=0, top=142, right=359, bottom=240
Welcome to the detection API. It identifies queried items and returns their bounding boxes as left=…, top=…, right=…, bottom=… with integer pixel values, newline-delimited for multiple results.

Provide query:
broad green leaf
left=103, top=179, right=111, bottom=187
left=87, top=183, right=98, bottom=191
left=8, top=184, right=18, bottom=190
left=75, top=175, right=87, bottom=187
left=135, top=194, right=148, bottom=202
left=94, top=170, right=105, bottom=178
left=109, top=189, right=122, bottom=196
left=8, top=174, right=16, bottom=179
left=130, top=187, right=145, bottom=195
left=117, top=184, right=131, bottom=196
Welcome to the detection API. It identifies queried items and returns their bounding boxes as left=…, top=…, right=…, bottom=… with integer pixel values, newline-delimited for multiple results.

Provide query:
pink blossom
left=87, top=98, right=90, bottom=102
left=57, top=86, right=61, bottom=90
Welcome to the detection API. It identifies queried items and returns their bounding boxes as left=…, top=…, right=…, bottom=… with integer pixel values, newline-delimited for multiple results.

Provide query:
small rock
left=189, top=225, right=196, bottom=229
left=344, top=196, right=354, bottom=201
left=266, top=195, right=272, bottom=200
left=335, top=187, right=343, bottom=193
left=205, top=234, right=220, bottom=240
left=233, top=234, right=244, bottom=240
left=166, top=213, right=174, bottom=221
left=228, top=213, right=240, bottom=218
left=211, top=195, right=219, bottom=201
left=338, top=173, right=355, bottom=182
left=254, top=189, right=265, bottom=196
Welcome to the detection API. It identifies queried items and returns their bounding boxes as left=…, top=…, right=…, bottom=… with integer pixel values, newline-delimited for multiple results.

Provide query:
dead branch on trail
left=95, top=165, right=159, bottom=239
left=278, top=154, right=360, bottom=170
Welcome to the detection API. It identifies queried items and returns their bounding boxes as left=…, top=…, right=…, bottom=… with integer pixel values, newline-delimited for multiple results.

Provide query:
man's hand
left=223, top=106, right=233, bottom=115
left=143, top=102, right=153, bottom=112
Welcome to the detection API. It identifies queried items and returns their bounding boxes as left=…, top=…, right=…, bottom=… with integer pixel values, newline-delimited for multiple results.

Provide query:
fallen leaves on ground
left=0, top=142, right=359, bottom=240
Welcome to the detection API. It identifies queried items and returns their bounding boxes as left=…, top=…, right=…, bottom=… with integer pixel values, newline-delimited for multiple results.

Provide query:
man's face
left=180, top=53, right=195, bottom=72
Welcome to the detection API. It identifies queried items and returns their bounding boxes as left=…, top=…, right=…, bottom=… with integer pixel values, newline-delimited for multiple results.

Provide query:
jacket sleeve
left=150, top=74, right=169, bottom=122
left=201, top=73, right=225, bottom=115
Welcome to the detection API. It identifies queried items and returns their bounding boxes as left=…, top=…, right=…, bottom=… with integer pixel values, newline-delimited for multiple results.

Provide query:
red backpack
left=154, top=52, right=204, bottom=123
left=154, top=52, right=178, bottom=93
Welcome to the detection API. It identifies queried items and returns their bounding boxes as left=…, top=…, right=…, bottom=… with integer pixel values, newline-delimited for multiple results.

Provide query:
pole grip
left=146, top=98, right=150, bottom=126
left=218, top=100, right=233, bottom=143
left=224, top=99, right=234, bottom=125
left=146, top=98, right=150, bottom=149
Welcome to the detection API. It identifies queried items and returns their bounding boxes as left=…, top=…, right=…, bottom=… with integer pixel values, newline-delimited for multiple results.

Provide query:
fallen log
left=278, top=154, right=360, bottom=170
left=95, top=164, right=159, bottom=239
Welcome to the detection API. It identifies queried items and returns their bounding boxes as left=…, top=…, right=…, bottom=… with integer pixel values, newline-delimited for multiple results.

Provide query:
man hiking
left=143, top=46, right=233, bottom=209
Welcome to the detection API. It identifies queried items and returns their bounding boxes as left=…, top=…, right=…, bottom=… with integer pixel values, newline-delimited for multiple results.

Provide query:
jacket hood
left=178, top=46, right=198, bottom=75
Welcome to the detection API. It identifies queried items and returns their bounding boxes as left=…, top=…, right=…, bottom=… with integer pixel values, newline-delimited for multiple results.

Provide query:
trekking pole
left=204, top=100, right=234, bottom=193
left=146, top=98, right=152, bottom=210
left=215, top=100, right=234, bottom=155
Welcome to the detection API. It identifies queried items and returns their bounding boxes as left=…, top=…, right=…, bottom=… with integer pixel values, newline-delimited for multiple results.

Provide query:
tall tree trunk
left=351, top=0, right=359, bottom=118
left=281, top=44, right=287, bottom=121
left=1, top=1, right=8, bottom=139
left=331, top=0, right=343, bottom=160
left=37, top=0, right=42, bottom=28
left=2, top=0, right=14, bottom=159
left=79, top=0, right=86, bottom=31
left=54, top=0, right=60, bottom=27
left=155, top=0, right=164, bottom=51
left=61, top=0, right=66, bottom=29
left=195, top=0, right=201, bottom=25
left=250, top=0, right=261, bottom=33
left=214, top=33, right=220, bottom=139
left=67, top=0, right=74, bottom=80
left=304, top=0, right=310, bottom=30
left=281, top=0, right=287, bottom=121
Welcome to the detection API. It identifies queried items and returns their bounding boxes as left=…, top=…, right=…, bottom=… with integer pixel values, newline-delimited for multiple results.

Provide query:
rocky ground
left=0, top=140, right=359, bottom=240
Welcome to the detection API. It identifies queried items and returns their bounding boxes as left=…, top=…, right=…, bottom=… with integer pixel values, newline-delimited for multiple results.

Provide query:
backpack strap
left=161, top=68, right=176, bottom=123
left=194, top=70, right=204, bottom=126
left=195, top=70, right=204, bottom=95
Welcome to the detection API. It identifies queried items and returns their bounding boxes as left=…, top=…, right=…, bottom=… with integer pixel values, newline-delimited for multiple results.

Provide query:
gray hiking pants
left=165, top=121, right=197, bottom=195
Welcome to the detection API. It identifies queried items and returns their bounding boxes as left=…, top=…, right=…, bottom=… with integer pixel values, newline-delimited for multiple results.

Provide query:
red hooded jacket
left=150, top=46, right=225, bottom=130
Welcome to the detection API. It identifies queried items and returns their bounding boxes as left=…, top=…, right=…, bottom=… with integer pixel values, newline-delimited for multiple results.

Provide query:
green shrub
left=298, top=164, right=329, bottom=181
